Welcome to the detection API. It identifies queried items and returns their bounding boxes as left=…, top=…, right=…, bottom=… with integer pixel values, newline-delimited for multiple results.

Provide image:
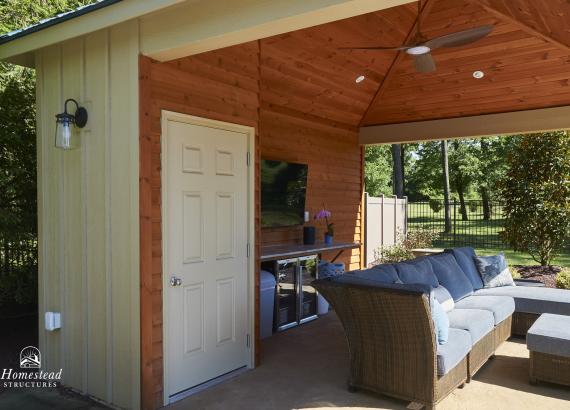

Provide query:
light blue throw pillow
left=431, top=299, right=449, bottom=345
left=473, top=253, right=515, bottom=288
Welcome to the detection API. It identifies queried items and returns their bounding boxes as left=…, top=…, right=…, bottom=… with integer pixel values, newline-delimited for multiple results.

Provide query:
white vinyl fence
left=364, top=193, right=408, bottom=267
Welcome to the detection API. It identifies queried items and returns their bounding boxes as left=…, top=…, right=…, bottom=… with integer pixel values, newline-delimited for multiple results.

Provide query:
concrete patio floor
left=171, top=313, right=570, bottom=410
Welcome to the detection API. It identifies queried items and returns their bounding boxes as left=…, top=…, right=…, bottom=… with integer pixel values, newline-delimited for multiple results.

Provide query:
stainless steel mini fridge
left=273, top=255, right=318, bottom=331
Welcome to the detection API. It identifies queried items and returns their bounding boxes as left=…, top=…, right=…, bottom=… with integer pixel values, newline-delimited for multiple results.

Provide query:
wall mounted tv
left=261, top=159, right=308, bottom=228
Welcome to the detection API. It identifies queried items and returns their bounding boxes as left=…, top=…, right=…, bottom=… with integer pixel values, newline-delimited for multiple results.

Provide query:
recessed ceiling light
left=473, top=70, right=485, bottom=79
left=355, top=75, right=366, bottom=83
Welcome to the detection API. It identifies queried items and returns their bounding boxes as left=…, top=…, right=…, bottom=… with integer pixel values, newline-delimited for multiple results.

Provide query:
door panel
left=165, top=115, right=249, bottom=397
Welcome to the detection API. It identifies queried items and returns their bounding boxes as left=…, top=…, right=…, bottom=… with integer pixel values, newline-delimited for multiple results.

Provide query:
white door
left=163, top=112, right=251, bottom=398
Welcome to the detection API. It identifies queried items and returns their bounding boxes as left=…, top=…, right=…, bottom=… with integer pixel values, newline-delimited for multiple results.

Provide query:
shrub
left=373, top=228, right=438, bottom=264
left=509, top=266, right=521, bottom=279
left=557, top=268, right=570, bottom=290
left=468, top=202, right=478, bottom=213
left=501, top=132, right=570, bottom=266
left=403, top=227, right=439, bottom=250
left=429, top=199, right=443, bottom=213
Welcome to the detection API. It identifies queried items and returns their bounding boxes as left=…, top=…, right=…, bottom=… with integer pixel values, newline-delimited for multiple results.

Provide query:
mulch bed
left=513, top=265, right=562, bottom=288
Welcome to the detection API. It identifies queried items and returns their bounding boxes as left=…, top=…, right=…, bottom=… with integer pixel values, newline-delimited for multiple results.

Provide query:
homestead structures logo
left=1, top=346, right=62, bottom=388
left=20, top=346, right=41, bottom=368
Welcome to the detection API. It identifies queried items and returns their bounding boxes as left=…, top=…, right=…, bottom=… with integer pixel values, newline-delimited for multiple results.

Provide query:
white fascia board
left=359, top=106, right=570, bottom=145
left=0, top=0, right=185, bottom=66
left=140, top=0, right=413, bottom=62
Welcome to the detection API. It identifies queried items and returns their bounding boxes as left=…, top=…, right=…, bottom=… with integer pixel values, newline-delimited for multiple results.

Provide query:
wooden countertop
left=260, top=242, right=360, bottom=262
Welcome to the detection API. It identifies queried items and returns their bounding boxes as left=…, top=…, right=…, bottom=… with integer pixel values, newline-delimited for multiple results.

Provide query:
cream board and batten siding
left=35, top=20, right=140, bottom=409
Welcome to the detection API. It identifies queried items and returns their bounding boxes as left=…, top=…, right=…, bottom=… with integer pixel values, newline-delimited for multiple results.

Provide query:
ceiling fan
left=340, top=1, right=493, bottom=73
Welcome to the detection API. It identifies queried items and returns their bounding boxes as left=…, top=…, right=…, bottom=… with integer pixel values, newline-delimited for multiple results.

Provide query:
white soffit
left=0, top=0, right=185, bottom=66
left=140, top=0, right=414, bottom=61
left=359, top=106, right=570, bottom=144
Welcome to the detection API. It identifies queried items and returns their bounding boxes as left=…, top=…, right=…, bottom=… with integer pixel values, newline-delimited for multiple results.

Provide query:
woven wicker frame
left=313, top=280, right=467, bottom=409
left=530, top=351, right=570, bottom=387
left=512, top=312, right=540, bottom=336
left=468, top=331, right=495, bottom=378
left=494, top=315, right=512, bottom=346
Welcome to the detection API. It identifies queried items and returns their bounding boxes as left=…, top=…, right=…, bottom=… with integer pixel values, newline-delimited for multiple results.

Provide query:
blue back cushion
left=429, top=253, right=473, bottom=302
left=395, top=258, right=439, bottom=288
left=352, top=264, right=401, bottom=284
left=331, top=274, right=432, bottom=295
left=445, top=247, right=484, bottom=290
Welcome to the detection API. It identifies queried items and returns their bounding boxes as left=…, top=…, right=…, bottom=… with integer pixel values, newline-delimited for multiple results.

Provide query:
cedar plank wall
left=139, top=40, right=363, bottom=409
left=139, top=43, right=261, bottom=409
left=259, top=45, right=363, bottom=268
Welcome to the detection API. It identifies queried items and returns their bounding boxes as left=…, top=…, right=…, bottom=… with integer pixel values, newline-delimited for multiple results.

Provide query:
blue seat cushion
left=445, top=247, right=484, bottom=290
left=527, top=313, right=570, bottom=358
left=428, top=253, right=473, bottom=302
left=395, top=258, right=439, bottom=288
left=447, top=308, right=494, bottom=344
left=455, top=295, right=515, bottom=325
left=437, top=328, right=471, bottom=376
left=474, top=286, right=570, bottom=316
left=352, top=264, right=401, bottom=284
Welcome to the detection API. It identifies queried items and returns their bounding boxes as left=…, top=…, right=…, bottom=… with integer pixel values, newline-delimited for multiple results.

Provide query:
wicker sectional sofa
left=312, top=247, right=570, bottom=410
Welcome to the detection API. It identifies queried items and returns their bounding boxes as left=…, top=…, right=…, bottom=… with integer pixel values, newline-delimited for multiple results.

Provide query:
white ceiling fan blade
left=412, top=52, right=436, bottom=73
left=338, top=45, right=410, bottom=51
left=424, top=25, right=493, bottom=49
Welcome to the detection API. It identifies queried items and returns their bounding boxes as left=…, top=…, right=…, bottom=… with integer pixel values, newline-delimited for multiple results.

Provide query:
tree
left=364, top=145, right=393, bottom=197
left=441, top=140, right=452, bottom=233
left=476, top=136, right=514, bottom=220
left=0, top=0, right=95, bottom=307
left=501, top=132, right=570, bottom=266
left=449, top=140, right=480, bottom=221
left=392, top=144, right=404, bottom=198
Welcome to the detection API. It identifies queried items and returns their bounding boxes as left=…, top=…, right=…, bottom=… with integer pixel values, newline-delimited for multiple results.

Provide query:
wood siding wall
left=140, top=40, right=363, bottom=408
left=35, top=21, right=140, bottom=409
left=139, top=42, right=261, bottom=409
left=259, top=45, right=363, bottom=270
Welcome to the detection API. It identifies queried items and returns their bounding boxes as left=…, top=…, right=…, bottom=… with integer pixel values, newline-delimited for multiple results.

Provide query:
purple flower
left=314, top=209, right=331, bottom=220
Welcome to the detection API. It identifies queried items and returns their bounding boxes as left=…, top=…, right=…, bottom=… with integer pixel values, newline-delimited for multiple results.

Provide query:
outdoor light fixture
left=55, top=99, right=88, bottom=150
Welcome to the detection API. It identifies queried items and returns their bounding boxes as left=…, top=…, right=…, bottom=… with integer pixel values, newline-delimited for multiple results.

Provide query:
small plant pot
left=324, top=233, right=334, bottom=245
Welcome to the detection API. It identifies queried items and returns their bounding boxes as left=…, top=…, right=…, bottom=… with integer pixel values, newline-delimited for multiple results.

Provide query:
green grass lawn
left=476, top=248, right=570, bottom=268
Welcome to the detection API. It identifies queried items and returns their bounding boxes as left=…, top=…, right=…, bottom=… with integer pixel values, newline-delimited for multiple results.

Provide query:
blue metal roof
left=0, top=0, right=122, bottom=46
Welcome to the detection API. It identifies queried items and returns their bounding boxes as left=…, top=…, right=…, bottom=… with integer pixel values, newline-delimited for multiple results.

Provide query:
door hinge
left=246, top=152, right=251, bottom=166
left=246, top=334, right=250, bottom=348
left=246, top=243, right=250, bottom=258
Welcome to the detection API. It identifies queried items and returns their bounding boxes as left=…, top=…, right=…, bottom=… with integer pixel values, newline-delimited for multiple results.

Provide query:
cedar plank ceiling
left=259, top=3, right=417, bottom=127
left=361, top=0, right=570, bottom=125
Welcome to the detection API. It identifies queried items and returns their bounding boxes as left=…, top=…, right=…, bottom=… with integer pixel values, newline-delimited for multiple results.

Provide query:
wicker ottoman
left=527, top=313, right=570, bottom=386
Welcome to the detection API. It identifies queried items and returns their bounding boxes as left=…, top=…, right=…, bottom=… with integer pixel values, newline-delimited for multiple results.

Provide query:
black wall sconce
left=55, top=99, right=88, bottom=150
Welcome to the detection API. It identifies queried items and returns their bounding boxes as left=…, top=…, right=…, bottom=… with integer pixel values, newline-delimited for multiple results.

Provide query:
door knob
left=170, top=276, right=182, bottom=287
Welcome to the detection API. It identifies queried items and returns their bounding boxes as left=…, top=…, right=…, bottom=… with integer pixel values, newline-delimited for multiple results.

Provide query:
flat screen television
left=261, top=159, right=308, bottom=228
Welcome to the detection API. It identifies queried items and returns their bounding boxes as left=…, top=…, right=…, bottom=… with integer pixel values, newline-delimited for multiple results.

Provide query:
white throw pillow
left=432, top=285, right=455, bottom=313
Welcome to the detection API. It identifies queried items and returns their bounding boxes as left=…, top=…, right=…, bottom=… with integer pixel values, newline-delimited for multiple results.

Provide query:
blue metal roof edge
left=0, top=0, right=123, bottom=46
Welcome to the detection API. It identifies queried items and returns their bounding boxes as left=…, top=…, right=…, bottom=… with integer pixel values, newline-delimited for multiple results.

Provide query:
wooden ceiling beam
left=359, top=0, right=437, bottom=126
left=474, top=0, right=570, bottom=53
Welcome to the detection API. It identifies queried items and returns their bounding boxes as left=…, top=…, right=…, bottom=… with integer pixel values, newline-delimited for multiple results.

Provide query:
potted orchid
left=314, top=206, right=334, bottom=245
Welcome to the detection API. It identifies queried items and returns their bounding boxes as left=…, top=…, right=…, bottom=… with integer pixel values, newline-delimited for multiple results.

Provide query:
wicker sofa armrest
left=312, top=277, right=438, bottom=403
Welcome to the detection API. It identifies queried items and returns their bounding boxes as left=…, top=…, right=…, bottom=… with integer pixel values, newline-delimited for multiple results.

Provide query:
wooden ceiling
left=258, top=0, right=570, bottom=127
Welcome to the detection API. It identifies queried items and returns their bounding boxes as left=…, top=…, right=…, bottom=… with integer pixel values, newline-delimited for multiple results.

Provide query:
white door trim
left=160, top=110, right=256, bottom=405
